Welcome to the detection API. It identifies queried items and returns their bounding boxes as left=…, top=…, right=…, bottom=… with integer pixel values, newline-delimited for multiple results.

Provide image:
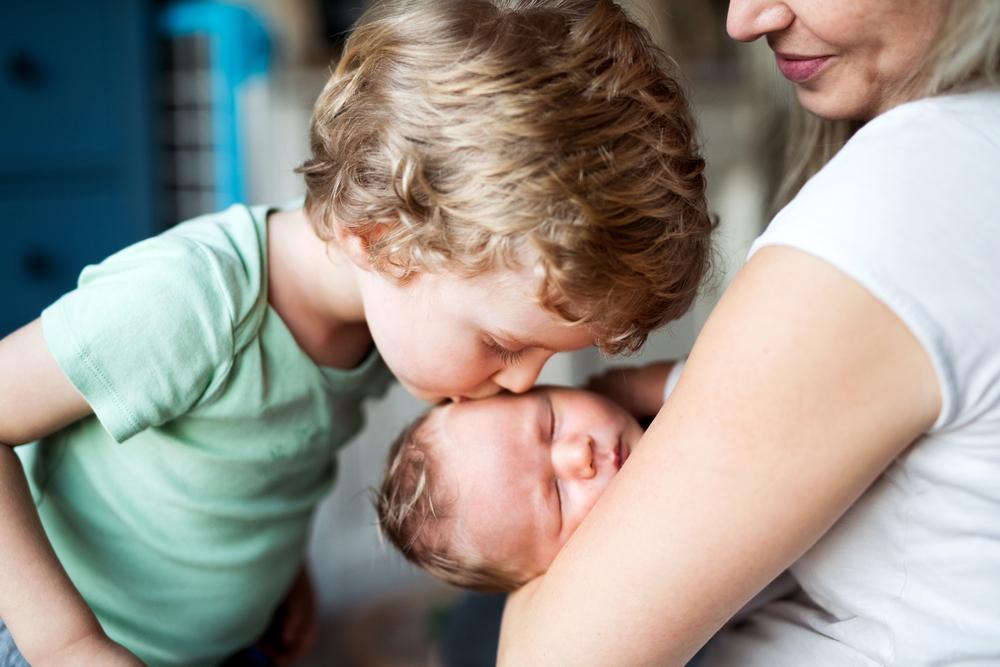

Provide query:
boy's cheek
left=385, top=366, right=440, bottom=402
left=384, top=349, right=496, bottom=402
left=398, top=380, right=441, bottom=403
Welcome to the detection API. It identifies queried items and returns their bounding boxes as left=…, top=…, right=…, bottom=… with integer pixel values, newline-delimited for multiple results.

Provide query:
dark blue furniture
left=0, top=1, right=158, bottom=336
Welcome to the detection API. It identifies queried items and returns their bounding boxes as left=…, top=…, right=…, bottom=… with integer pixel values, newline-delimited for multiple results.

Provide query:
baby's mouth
left=615, top=439, right=630, bottom=470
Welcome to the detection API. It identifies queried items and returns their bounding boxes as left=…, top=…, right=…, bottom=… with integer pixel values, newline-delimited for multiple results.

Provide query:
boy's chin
left=397, top=379, right=444, bottom=404
left=397, top=378, right=495, bottom=405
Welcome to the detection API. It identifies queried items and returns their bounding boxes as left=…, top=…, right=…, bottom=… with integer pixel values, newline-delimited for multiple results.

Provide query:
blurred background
left=1, top=0, right=790, bottom=664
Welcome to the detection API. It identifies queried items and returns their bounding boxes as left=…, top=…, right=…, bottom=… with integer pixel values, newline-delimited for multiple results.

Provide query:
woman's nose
left=491, top=349, right=553, bottom=394
left=726, top=0, right=794, bottom=42
left=552, top=433, right=596, bottom=480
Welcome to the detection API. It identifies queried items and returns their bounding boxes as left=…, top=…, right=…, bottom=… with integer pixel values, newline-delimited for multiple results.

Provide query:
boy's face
left=357, top=262, right=594, bottom=403
left=433, top=387, right=644, bottom=580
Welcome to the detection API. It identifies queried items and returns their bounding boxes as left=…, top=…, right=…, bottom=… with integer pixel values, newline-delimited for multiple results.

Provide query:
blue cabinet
left=0, top=1, right=157, bottom=336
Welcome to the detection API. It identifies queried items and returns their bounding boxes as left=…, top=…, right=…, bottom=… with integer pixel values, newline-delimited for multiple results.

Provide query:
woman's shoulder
left=757, top=88, right=1000, bottom=286
left=837, top=88, right=1000, bottom=178
left=870, top=87, right=1000, bottom=133
left=753, top=88, right=1000, bottom=435
left=777, top=89, right=1000, bottom=225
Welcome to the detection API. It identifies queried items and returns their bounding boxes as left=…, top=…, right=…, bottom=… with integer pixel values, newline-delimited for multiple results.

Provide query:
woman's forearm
left=498, top=248, right=939, bottom=665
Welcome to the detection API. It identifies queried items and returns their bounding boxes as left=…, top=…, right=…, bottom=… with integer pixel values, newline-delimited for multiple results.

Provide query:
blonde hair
left=374, top=409, right=526, bottom=592
left=298, top=0, right=714, bottom=355
left=776, top=0, right=1000, bottom=207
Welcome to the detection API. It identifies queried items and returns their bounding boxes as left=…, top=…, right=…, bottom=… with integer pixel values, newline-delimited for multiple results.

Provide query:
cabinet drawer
left=0, top=190, right=144, bottom=336
left=0, top=1, right=146, bottom=174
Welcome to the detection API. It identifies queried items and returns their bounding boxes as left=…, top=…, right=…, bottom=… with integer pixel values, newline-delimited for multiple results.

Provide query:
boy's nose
left=491, top=349, right=553, bottom=394
left=552, top=433, right=596, bottom=480
left=726, top=0, right=794, bottom=42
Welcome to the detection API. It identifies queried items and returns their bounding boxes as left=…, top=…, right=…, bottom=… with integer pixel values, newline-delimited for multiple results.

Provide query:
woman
left=499, top=2, right=1000, bottom=665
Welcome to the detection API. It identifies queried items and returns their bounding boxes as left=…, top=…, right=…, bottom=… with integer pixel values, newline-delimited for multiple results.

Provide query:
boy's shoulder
left=161, top=203, right=269, bottom=287
left=40, top=204, right=274, bottom=442
left=115, top=203, right=273, bottom=343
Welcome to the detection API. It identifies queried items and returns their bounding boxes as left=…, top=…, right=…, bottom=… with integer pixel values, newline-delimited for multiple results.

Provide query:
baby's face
left=432, top=387, right=644, bottom=580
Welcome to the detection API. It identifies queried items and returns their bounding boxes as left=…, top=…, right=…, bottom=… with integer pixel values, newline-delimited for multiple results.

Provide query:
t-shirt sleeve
left=748, top=96, right=1000, bottom=432
left=662, top=359, right=685, bottom=404
left=41, top=232, right=248, bottom=442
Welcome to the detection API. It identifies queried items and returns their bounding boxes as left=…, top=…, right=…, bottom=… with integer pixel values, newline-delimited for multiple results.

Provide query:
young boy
left=376, top=361, right=684, bottom=591
left=0, top=1, right=712, bottom=665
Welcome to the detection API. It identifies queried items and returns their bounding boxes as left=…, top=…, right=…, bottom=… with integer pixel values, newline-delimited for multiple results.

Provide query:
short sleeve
left=748, top=92, right=1000, bottom=432
left=41, top=227, right=259, bottom=442
left=662, top=359, right=685, bottom=403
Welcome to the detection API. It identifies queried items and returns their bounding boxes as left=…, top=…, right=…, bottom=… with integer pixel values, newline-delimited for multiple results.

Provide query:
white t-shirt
left=701, top=89, right=1000, bottom=666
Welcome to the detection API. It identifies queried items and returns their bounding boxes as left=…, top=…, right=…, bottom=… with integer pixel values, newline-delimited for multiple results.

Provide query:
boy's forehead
left=495, top=326, right=595, bottom=353
left=422, top=260, right=598, bottom=350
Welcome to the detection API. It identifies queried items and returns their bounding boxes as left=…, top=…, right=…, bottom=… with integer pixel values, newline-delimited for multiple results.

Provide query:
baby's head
left=297, top=0, right=715, bottom=401
left=376, top=387, right=643, bottom=591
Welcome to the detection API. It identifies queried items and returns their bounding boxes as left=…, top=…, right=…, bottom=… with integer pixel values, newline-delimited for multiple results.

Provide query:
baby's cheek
left=561, top=506, right=588, bottom=543
left=532, top=535, right=565, bottom=578
left=564, top=485, right=608, bottom=537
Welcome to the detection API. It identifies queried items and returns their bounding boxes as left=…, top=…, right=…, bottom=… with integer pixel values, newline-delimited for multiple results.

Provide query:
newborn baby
left=375, top=361, right=682, bottom=591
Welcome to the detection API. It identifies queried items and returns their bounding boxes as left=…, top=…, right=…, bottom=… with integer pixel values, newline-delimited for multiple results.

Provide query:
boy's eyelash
left=486, top=339, right=525, bottom=365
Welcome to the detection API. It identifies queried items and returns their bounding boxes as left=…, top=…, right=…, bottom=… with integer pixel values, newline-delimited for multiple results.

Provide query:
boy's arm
left=0, top=320, right=141, bottom=665
left=585, top=360, right=681, bottom=417
left=498, top=247, right=939, bottom=665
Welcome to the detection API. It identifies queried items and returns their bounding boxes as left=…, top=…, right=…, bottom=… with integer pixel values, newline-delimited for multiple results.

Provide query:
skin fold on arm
left=498, top=246, right=940, bottom=666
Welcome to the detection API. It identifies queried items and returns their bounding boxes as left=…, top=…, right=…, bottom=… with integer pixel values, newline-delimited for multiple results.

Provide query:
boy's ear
left=333, top=223, right=371, bottom=270
left=332, top=221, right=391, bottom=271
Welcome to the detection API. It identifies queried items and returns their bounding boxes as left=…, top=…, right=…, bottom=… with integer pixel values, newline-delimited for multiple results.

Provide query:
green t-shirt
left=25, top=204, right=392, bottom=666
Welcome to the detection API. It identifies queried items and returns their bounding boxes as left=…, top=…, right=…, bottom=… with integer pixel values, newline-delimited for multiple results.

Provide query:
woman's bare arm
left=499, top=246, right=940, bottom=666
left=0, top=320, right=141, bottom=665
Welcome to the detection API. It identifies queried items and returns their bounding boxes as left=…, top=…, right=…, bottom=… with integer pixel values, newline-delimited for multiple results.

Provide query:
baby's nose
left=552, top=433, right=596, bottom=480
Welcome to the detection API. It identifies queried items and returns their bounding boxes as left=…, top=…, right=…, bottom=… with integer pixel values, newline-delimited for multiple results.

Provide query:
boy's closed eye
left=485, top=336, right=526, bottom=365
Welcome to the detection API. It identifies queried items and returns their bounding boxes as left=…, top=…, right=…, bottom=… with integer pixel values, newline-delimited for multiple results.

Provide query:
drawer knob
left=6, top=50, right=48, bottom=89
left=20, top=248, right=55, bottom=280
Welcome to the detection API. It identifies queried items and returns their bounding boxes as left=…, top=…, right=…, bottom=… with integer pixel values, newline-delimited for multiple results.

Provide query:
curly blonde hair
left=298, top=0, right=714, bottom=355
left=374, top=408, right=526, bottom=592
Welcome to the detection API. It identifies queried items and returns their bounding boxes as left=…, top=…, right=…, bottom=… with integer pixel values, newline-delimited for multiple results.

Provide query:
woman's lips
left=775, top=53, right=832, bottom=83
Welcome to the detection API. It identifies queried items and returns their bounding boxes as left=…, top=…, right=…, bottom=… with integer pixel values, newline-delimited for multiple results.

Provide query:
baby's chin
left=508, top=549, right=559, bottom=590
